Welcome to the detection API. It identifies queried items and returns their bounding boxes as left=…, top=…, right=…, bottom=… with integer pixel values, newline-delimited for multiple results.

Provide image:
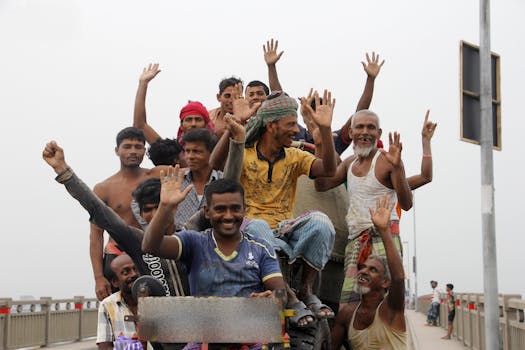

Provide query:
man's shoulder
left=100, top=291, right=122, bottom=307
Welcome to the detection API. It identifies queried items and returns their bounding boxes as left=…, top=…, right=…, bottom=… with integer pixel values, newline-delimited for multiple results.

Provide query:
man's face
left=269, top=115, right=300, bottom=147
left=349, top=114, right=381, bottom=158
left=115, top=139, right=145, bottom=168
left=140, top=203, right=158, bottom=224
left=184, top=141, right=210, bottom=172
left=205, top=192, right=244, bottom=238
left=182, top=115, right=206, bottom=132
left=355, top=258, right=389, bottom=294
left=216, top=86, right=236, bottom=114
left=431, top=281, right=438, bottom=289
left=110, top=255, right=138, bottom=295
left=246, top=86, right=267, bottom=108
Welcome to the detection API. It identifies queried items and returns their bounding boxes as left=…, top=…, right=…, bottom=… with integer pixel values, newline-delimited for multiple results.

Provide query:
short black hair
left=132, top=178, right=161, bottom=212
left=219, top=77, right=243, bottom=94
left=205, top=179, right=244, bottom=205
left=116, top=127, right=146, bottom=147
left=246, top=80, right=270, bottom=95
left=147, top=138, right=183, bottom=166
left=182, top=128, right=216, bottom=152
left=446, top=283, right=454, bottom=290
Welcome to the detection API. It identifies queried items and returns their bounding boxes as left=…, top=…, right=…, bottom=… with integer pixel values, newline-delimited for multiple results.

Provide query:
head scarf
left=176, top=101, right=214, bottom=141
left=245, top=91, right=298, bottom=146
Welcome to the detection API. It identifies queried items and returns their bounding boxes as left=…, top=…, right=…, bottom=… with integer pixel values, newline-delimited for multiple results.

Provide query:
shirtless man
left=331, top=195, right=407, bottom=350
left=91, top=127, right=164, bottom=301
left=314, top=110, right=413, bottom=304
left=208, top=77, right=243, bottom=138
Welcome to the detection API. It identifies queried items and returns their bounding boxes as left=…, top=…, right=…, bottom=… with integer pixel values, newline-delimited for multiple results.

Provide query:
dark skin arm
left=142, top=166, right=193, bottom=258
left=264, top=39, right=284, bottom=92
left=97, top=342, right=113, bottom=350
left=381, top=132, right=413, bottom=210
left=331, top=303, right=356, bottom=350
left=407, top=110, right=437, bottom=190
left=133, top=63, right=162, bottom=144
left=314, top=156, right=352, bottom=192
left=370, top=195, right=405, bottom=330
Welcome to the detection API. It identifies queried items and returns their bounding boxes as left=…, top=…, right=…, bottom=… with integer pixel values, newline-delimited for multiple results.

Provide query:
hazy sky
left=1, top=0, right=523, bottom=300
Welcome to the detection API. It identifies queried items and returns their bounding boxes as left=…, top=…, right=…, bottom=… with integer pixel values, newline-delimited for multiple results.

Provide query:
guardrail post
left=0, top=298, right=12, bottom=350
left=74, top=296, right=84, bottom=341
left=40, top=297, right=52, bottom=347
left=500, top=295, right=510, bottom=350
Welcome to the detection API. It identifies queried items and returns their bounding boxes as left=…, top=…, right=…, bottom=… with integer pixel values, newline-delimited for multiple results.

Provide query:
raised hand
left=224, top=113, right=246, bottom=142
left=159, top=165, right=193, bottom=209
left=380, top=132, right=403, bottom=167
left=361, top=52, right=385, bottom=78
left=263, top=38, right=284, bottom=66
left=232, top=82, right=261, bottom=122
left=42, top=141, right=68, bottom=173
left=421, top=110, right=437, bottom=141
left=310, top=90, right=336, bottom=128
left=369, top=194, right=394, bottom=231
left=140, top=63, right=161, bottom=83
left=299, top=89, right=321, bottom=139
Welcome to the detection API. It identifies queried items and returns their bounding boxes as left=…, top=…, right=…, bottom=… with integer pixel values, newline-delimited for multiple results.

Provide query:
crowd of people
left=42, top=39, right=438, bottom=350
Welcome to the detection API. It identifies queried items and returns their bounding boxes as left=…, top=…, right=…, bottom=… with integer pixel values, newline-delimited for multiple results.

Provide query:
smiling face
left=217, top=86, right=236, bottom=114
left=204, top=192, right=245, bottom=239
left=267, top=115, right=300, bottom=147
left=355, top=257, right=390, bottom=295
left=349, top=113, right=382, bottom=158
left=110, top=254, right=138, bottom=295
left=115, top=138, right=145, bottom=168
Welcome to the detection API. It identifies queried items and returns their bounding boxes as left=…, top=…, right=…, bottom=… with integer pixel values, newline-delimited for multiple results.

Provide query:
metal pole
left=479, top=1, right=500, bottom=349
left=412, top=191, right=418, bottom=311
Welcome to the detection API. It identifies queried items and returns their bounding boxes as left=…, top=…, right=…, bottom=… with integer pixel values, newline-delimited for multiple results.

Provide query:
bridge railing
left=416, top=292, right=525, bottom=350
left=0, top=296, right=97, bottom=350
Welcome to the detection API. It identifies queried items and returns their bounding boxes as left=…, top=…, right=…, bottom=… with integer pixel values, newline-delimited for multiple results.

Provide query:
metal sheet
left=138, top=297, right=282, bottom=343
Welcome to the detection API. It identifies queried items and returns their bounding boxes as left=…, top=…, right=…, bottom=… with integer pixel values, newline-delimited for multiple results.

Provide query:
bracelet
left=55, top=166, right=74, bottom=183
left=423, top=154, right=432, bottom=158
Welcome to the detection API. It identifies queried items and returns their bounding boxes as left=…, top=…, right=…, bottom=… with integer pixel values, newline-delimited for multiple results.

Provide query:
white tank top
left=345, top=151, right=398, bottom=240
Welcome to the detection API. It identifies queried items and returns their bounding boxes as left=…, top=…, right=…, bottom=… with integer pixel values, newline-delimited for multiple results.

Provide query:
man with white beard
left=330, top=195, right=407, bottom=350
left=314, top=110, right=412, bottom=304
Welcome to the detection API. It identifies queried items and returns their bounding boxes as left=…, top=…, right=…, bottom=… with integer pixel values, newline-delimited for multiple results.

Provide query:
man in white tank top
left=331, top=195, right=407, bottom=350
left=315, top=110, right=413, bottom=304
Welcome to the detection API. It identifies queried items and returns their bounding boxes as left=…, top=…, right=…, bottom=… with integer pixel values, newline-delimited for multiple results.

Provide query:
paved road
left=406, top=309, right=465, bottom=350
left=43, top=338, right=97, bottom=350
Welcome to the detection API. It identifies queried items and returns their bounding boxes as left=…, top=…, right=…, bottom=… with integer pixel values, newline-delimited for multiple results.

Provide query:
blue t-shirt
left=175, top=229, right=282, bottom=297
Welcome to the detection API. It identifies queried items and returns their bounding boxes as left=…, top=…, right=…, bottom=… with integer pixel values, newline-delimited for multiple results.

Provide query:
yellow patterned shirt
left=241, top=143, right=316, bottom=228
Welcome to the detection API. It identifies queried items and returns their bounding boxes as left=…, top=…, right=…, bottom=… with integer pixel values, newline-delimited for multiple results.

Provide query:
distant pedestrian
left=426, top=280, right=440, bottom=326
left=442, top=283, right=456, bottom=339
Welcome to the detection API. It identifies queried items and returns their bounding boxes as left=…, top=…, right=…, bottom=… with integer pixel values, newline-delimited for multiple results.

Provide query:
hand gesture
left=300, top=90, right=335, bottom=128
left=159, top=165, right=193, bottom=209
left=224, top=113, right=246, bottom=142
left=263, top=39, right=284, bottom=66
left=380, top=132, right=403, bottom=167
left=140, top=63, right=161, bottom=83
left=421, top=110, right=437, bottom=141
left=299, top=89, right=320, bottom=139
left=369, top=194, right=394, bottom=231
left=232, top=82, right=261, bottom=122
left=42, top=141, right=68, bottom=173
left=361, top=52, right=385, bottom=78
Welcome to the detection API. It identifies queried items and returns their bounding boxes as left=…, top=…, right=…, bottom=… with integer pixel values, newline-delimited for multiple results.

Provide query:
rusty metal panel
left=138, top=297, right=282, bottom=343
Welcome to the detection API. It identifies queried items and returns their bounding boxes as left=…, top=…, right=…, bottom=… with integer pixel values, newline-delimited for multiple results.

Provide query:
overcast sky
left=1, top=0, right=523, bottom=300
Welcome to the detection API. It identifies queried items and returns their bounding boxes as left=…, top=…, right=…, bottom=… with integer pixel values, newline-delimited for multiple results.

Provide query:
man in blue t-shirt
left=142, top=171, right=286, bottom=298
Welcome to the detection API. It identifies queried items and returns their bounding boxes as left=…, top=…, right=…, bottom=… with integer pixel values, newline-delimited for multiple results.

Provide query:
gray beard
left=354, top=284, right=371, bottom=295
left=353, top=143, right=376, bottom=158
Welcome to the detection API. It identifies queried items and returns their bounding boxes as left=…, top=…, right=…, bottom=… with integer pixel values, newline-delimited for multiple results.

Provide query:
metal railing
left=0, top=296, right=97, bottom=349
left=416, top=293, right=525, bottom=350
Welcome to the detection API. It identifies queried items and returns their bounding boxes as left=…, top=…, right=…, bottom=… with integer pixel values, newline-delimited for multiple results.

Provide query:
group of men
left=43, top=39, right=437, bottom=350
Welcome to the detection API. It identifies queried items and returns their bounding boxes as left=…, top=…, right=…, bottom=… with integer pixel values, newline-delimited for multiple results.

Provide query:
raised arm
left=305, top=90, right=337, bottom=178
left=264, top=39, right=284, bottom=92
left=142, top=166, right=192, bottom=258
left=338, top=52, right=385, bottom=151
left=133, top=63, right=162, bottom=144
left=407, top=110, right=437, bottom=190
left=314, top=156, right=351, bottom=192
left=369, top=195, right=405, bottom=326
left=380, top=132, right=413, bottom=210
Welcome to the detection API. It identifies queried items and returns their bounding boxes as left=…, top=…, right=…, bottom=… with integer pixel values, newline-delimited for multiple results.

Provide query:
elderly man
left=315, top=110, right=413, bottom=304
left=331, top=195, right=407, bottom=350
